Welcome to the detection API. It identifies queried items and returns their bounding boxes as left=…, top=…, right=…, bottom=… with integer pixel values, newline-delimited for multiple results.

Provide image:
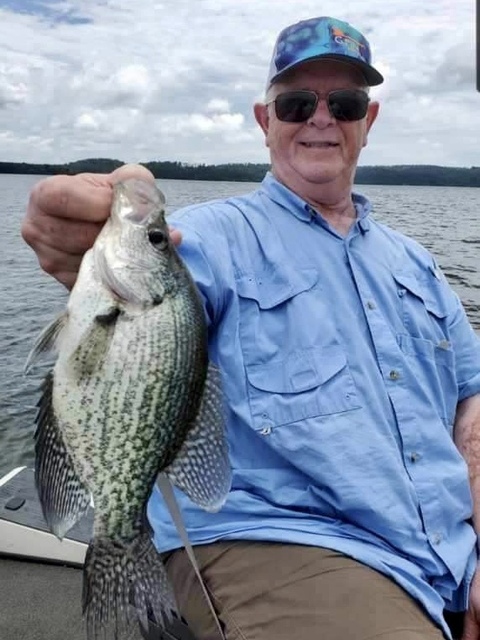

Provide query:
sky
left=0, top=0, right=477, bottom=167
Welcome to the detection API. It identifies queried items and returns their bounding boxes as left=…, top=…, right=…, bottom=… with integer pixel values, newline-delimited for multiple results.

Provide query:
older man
left=22, top=16, right=480, bottom=640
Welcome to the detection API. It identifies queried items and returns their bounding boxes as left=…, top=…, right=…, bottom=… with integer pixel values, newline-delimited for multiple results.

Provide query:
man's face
left=254, top=60, right=379, bottom=198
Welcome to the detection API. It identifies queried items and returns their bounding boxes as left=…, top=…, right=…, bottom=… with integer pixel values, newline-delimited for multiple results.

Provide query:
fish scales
left=56, top=281, right=207, bottom=541
left=26, top=178, right=231, bottom=639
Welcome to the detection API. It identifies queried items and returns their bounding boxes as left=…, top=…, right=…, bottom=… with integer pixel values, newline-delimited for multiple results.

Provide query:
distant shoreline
left=1, top=159, right=479, bottom=187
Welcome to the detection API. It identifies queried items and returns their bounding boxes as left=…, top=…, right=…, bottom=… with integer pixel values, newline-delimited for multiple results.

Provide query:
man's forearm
left=454, top=394, right=480, bottom=530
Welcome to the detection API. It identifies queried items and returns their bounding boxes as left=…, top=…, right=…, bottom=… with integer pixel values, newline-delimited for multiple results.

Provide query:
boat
left=1, top=467, right=466, bottom=640
left=0, top=466, right=197, bottom=640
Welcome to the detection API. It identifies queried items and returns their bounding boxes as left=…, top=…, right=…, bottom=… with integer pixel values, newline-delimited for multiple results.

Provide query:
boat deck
left=0, top=555, right=195, bottom=640
left=0, top=556, right=92, bottom=640
left=0, top=468, right=193, bottom=640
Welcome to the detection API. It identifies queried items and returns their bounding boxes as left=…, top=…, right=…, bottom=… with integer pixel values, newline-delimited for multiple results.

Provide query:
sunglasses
left=267, top=89, right=370, bottom=123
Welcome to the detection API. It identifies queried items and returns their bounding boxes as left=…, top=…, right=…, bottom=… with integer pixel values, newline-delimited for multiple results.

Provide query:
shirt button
left=410, top=452, right=420, bottom=463
left=389, top=370, right=401, bottom=381
left=437, top=340, right=451, bottom=350
left=431, top=533, right=442, bottom=545
left=366, top=301, right=376, bottom=310
left=260, top=425, right=272, bottom=436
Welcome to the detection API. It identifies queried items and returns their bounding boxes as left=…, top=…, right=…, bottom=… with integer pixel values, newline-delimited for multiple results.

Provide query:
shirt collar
left=260, top=172, right=372, bottom=232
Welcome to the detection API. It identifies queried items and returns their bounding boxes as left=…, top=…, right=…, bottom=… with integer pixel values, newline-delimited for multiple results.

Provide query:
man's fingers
left=32, top=244, right=85, bottom=289
left=22, top=216, right=104, bottom=256
left=26, top=164, right=155, bottom=226
left=168, top=227, right=182, bottom=247
left=109, top=163, right=156, bottom=185
left=22, top=163, right=179, bottom=290
left=27, top=174, right=111, bottom=222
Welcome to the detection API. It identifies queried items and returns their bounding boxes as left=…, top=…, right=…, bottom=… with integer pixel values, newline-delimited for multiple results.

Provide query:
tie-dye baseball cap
left=267, top=17, right=384, bottom=87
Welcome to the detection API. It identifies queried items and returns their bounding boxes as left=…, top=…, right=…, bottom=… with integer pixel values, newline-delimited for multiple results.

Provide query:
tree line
left=1, top=158, right=479, bottom=187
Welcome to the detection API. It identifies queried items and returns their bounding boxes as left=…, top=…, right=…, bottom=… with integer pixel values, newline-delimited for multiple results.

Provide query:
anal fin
left=34, top=372, right=91, bottom=539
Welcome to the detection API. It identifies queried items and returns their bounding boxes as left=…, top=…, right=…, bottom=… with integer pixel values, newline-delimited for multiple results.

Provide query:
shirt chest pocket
left=393, top=271, right=457, bottom=424
left=393, top=270, right=450, bottom=342
left=236, top=269, right=361, bottom=431
left=245, top=347, right=361, bottom=431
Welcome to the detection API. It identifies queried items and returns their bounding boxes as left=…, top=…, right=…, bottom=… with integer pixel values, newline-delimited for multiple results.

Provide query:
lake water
left=1, top=174, right=479, bottom=478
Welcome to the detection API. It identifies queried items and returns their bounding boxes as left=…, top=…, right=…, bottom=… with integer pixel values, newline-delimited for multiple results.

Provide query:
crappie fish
left=26, top=179, right=231, bottom=639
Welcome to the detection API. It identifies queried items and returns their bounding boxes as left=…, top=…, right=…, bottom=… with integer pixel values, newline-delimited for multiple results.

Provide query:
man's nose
left=307, top=97, right=336, bottom=125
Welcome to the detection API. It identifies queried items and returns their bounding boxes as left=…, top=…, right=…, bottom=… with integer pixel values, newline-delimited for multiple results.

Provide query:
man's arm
left=455, top=394, right=480, bottom=528
left=454, top=395, right=480, bottom=640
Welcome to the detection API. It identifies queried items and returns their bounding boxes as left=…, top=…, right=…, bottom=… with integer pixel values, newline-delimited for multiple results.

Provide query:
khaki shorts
left=163, top=541, right=459, bottom=640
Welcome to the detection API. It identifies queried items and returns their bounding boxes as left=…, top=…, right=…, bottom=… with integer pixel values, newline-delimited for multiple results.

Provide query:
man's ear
left=254, top=102, right=270, bottom=136
left=362, top=101, right=380, bottom=147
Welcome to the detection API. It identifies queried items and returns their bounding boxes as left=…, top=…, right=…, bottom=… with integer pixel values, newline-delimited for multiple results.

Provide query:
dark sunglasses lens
left=328, top=90, right=369, bottom=121
left=275, top=92, right=317, bottom=122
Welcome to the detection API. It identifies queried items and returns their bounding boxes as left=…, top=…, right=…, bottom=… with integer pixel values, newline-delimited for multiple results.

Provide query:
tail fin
left=82, top=533, right=176, bottom=639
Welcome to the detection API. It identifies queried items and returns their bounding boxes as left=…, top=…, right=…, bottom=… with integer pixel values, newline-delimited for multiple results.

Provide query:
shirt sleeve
left=167, top=204, right=234, bottom=329
left=410, top=242, right=480, bottom=402
left=447, top=293, right=480, bottom=401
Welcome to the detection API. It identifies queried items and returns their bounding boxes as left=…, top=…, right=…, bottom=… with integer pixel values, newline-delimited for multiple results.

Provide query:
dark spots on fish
left=95, top=307, right=121, bottom=326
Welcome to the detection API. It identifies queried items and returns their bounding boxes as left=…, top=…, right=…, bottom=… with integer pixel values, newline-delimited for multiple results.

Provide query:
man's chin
left=272, top=163, right=350, bottom=192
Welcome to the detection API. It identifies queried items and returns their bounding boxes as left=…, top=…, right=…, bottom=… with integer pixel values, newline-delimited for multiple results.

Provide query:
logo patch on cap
left=331, top=26, right=368, bottom=62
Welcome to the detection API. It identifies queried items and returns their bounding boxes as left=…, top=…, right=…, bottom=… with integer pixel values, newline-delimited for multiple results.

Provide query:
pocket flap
left=236, top=268, right=318, bottom=309
left=246, top=346, right=347, bottom=393
left=393, top=270, right=448, bottom=319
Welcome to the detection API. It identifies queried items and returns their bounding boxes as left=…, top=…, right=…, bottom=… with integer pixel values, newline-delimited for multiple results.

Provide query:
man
left=22, top=16, right=480, bottom=640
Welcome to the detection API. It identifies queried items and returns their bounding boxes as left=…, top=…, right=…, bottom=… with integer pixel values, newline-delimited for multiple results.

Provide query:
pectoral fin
left=165, top=363, right=231, bottom=512
left=68, top=305, right=121, bottom=380
left=24, top=313, right=68, bottom=373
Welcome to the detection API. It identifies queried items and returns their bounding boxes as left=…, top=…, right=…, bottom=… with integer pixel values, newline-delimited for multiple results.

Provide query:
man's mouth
left=301, top=141, right=339, bottom=148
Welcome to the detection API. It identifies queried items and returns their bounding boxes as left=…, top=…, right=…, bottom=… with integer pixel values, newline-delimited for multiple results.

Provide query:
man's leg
left=164, top=541, right=448, bottom=640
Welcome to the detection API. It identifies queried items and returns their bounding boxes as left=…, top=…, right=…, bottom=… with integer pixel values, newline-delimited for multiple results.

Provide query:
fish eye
left=148, top=228, right=169, bottom=249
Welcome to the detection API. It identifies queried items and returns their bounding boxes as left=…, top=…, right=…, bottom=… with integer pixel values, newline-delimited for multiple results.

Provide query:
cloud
left=206, top=99, right=231, bottom=113
left=176, top=113, right=244, bottom=135
left=0, top=65, right=29, bottom=107
left=71, top=63, right=152, bottom=109
left=0, top=0, right=476, bottom=166
left=74, top=111, right=101, bottom=131
left=433, top=42, right=476, bottom=90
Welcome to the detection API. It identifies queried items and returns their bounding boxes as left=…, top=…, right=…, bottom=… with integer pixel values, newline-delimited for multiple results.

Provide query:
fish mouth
left=113, top=179, right=165, bottom=226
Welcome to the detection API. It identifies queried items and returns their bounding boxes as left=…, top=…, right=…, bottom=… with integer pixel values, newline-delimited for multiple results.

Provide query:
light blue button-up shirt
left=148, top=173, right=480, bottom=636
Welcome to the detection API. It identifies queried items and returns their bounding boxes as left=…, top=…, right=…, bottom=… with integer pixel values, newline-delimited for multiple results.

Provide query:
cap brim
left=270, top=54, right=384, bottom=87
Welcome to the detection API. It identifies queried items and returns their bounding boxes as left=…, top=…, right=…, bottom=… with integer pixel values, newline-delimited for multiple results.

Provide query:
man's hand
left=21, top=163, right=181, bottom=290
left=462, top=564, right=480, bottom=640
left=455, top=396, right=480, bottom=640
